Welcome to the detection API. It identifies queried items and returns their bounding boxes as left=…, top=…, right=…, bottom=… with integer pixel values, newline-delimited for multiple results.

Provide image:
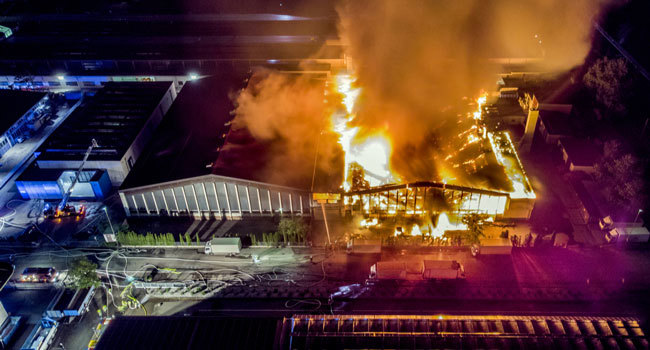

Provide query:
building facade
left=119, top=174, right=311, bottom=220
left=16, top=168, right=111, bottom=200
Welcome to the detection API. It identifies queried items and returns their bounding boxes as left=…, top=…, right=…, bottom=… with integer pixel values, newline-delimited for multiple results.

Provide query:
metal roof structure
left=36, top=81, right=173, bottom=162
left=282, top=314, right=649, bottom=349
left=119, top=75, right=244, bottom=191
left=94, top=314, right=649, bottom=349
left=0, top=7, right=342, bottom=76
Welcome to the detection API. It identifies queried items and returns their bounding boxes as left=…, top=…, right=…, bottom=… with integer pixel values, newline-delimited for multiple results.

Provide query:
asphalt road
left=2, top=242, right=650, bottom=347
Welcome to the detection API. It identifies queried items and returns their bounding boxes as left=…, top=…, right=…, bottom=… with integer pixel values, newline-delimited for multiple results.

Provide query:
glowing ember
left=360, top=217, right=378, bottom=228
left=331, top=77, right=534, bottom=206
left=333, top=74, right=393, bottom=190
left=473, top=94, right=536, bottom=200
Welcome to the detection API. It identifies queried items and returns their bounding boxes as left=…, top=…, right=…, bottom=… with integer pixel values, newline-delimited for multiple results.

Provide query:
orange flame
left=332, top=74, right=394, bottom=190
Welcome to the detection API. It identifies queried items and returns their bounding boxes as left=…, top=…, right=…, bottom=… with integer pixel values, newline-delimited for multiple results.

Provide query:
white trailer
left=423, top=260, right=465, bottom=280
left=369, top=261, right=407, bottom=280
left=606, top=226, right=650, bottom=244
left=370, top=260, right=465, bottom=281
left=204, top=237, right=242, bottom=255
left=347, top=239, right=381, bottom=254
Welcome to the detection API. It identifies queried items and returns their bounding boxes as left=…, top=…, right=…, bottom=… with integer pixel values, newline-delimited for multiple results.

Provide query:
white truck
left=605, top=225, right=650, bottom=244
left=422, top=260, right=465, bottom=280
left=204, top=237, right=241, bottom=255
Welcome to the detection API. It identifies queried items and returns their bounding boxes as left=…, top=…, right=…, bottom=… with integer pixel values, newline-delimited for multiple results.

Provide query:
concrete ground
left=0, top=287, right=59, bottom=350
left=522, top=140, right=605, bottom=246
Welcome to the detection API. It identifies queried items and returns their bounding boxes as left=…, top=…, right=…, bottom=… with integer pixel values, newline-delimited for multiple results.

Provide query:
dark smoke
left=337, top=0, right=608, bottom=183
left=230, top=0, right=609, bottom=191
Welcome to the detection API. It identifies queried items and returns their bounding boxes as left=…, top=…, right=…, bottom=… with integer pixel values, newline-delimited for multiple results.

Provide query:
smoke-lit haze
left=231, top=0, right=608, bottom=190
left=337, top=0, right=607, bottom=183
left=229, top=69, right=343, bottom=190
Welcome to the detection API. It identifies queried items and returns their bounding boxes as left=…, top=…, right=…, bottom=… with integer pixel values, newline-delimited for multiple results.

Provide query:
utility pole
left=103, top=206, right=116, bottom=243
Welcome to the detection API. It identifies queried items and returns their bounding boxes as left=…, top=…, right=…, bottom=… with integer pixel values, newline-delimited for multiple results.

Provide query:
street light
left=635, top=209, right=644, bottom=223
left=103, top=206, right=116, bottom=242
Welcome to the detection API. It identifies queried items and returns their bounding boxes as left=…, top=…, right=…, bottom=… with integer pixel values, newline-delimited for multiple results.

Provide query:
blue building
left=15, top=166, right=111, bottom=201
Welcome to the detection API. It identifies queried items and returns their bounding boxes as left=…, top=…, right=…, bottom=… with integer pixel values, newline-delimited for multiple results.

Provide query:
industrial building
left=118, top=73, right=536, bottom=222
left=34, top=81, right=176, bottom=186
left=118, top=74, right=311, bottom=219
left=342, top=182, right=510, bottom=218
left=0, top=3, right=344, bottom=91
left=0, top=89, right=47, bottom=156
left=119, top=174, right=311, bottom=219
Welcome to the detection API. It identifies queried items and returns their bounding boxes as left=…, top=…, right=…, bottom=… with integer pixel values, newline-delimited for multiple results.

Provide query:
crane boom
left=58, top=138, right=98, bottom=210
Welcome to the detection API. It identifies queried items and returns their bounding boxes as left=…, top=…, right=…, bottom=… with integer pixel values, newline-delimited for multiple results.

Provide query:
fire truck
left=43, top=139, right=97, bottom=220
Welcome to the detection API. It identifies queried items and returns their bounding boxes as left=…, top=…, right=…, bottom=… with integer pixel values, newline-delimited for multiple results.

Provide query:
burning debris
left=334, top=76, right=534, bottom=202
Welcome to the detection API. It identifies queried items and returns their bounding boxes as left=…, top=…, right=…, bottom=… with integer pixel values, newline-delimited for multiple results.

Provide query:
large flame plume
left=332, top=75, right=394, bottom=190
left=229, top=0, right=608, bottom=194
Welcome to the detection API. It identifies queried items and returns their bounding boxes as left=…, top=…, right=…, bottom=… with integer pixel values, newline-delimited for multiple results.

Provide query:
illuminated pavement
left=4, top=243, right=650, bottom=347
left=521, top=145, right=605, bottom=246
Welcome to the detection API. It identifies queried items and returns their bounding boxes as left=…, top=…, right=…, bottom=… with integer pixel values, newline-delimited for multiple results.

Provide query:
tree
left=277, top=217, right=308, bottom=244
left=348, top=162, right=370, bottom=191
left=583, top=57, right=630, bottom=118
left=460, top=213, right=489, bottom=245
left=67, top=257, right=100, bottom=289
left=594, top=140, right=645, bottom=210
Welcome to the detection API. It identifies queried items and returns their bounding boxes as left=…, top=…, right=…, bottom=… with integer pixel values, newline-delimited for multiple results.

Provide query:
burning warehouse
left=117, top=0, right=613, bottom=233
left=118, top=70, right=535, bottom=228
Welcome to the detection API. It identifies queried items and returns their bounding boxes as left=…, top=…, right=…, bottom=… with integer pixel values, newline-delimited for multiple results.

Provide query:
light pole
left=634, top=209, right=643, bottom=223
left=103, top=206, right=116, bottom=241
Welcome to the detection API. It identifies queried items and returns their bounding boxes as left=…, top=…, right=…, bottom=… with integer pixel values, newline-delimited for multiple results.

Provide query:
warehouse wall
left=119, top=174, right=312, bottom=220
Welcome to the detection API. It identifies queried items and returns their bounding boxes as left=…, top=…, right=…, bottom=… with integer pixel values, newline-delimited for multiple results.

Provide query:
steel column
left=299, top=195, right=304, bottom=214
left=212, top=182, right=221, bottom=213
left=245, top=186, right=253, bottom=213
left=141, top=193, right=150, bottom=214
left=223, top=183, right=232, bottom=216
left=171, top=188, right=180, bottom=213
left=288, top=193, right=293, bottom=214
left=120, top=193, right=131, bottom=216
left=201, top=182, right=211, bottom=212
left=256, top=188, right=263, bottom=213
left=234, top=185, right=243, bottom=215
left=161, top=190, right=169, bottom=213
left=180, top=186, right=190, bottom=214
left=413, top=187, right=418, bottom=214
left=151, top=191, right=160, bottom=214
